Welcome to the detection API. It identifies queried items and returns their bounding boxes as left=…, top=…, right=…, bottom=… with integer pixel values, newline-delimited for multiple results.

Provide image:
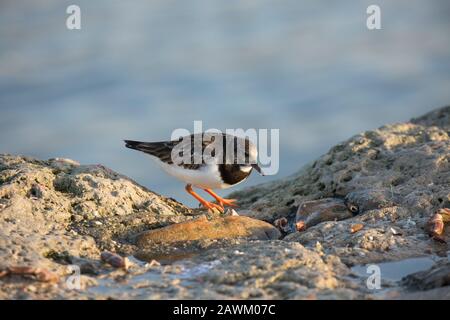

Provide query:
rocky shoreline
left=0, top=106, right=449, bottom=299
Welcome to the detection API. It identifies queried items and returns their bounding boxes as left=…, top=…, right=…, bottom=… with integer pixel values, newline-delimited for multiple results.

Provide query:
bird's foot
left=186, top=184, right=224, bottom=213
left=200, top=200, right=224, bottom=213
left=217, top=198, right=238, bottom=208
left=203, top=189, right=238, bottom=209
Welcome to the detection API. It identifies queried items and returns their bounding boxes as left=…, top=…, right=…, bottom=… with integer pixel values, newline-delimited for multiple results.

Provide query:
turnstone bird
left=124, top=133, right=264, bottom=212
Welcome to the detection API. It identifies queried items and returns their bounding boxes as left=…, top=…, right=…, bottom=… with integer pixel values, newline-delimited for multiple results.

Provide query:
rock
left=136, top=216, right=281, bottom=247
left=274, top=217, right=290, bottom=233
left=232, top=106, right=450, bottom=265
left=90, top=241, right=357, bottom=299
left=402, top=262, right=450, bottom=291
left=0, top=266, right=59, bottom=284
left=0, top=154, right=192, bottom=298
left=411, top=106, right=450, bottom=128
left=1, top=106, right=450, bottom=299
left=295, top=198, right=356, bottom=230
left=100, top=252, right=130, bottom=270
left=0, top=155, right=191, bottom=262
left=396, top=286, right=450, bottom=300
left=0, top=153, right=283, bottom=299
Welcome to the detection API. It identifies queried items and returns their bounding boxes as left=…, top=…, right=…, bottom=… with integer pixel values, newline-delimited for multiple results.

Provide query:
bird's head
left=240, top=138, right=264, bottom=176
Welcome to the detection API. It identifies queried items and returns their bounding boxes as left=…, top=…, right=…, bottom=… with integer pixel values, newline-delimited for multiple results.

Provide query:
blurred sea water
left=1, top=0, right=450, bottom=205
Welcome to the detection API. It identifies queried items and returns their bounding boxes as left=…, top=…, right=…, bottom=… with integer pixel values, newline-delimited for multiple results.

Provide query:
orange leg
left=185, top=184, right=223, bottom=212
left=203, top=188, right=238, bottom=209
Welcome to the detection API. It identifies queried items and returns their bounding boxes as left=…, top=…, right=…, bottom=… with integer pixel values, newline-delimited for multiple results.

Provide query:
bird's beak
left=252, top=164, right=265, bottom=176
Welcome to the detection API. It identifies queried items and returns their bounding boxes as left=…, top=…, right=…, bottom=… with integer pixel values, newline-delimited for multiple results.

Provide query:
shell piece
left=390, top=227, right=402, bottom=236
left=350, top=223, right=364, bottom=234
left=226, top=208, right=240, bottom=216
left=428, top=213, right=444, bottom=235
left=438, top=208, right=450, bottom=222
left=426, top=212, right=445, bottom=243
left=426, top=208, right=449, bottom=243
left=295, top=221, right=306, bottom=232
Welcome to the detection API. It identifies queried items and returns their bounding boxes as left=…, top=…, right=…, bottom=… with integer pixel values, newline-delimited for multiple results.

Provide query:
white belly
left=154, top=158, right=230, bottom=189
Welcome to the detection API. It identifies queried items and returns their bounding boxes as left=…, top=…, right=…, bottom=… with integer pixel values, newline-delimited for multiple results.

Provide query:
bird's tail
left=124, top=140, right=145, bottom=150
left=124, top=140, right=172, bottom=160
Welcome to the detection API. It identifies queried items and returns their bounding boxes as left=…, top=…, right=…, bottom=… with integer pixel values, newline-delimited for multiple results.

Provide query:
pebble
left=101, top=251, right=129, bottom=270
left=274, top=217, right=290, bottom=233
left=315, top=242, right=324, bottom=255
left=27, top=285, right=37, bottom=292
left=405, top=218, right=416, bottom=227
left=227, top=209, right=239, bottom=216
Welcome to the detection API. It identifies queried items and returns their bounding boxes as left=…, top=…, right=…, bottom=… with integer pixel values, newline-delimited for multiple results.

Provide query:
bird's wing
left=171, top=133, right=224, bottom=168
left=125, top=133, right=224, bottom=169
left=125, top=133, right=253, bottom=168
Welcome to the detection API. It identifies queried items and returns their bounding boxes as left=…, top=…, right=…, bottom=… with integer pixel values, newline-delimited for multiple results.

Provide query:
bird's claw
left=217, top=198, right=238, bottom=209
left=202, top=201, right=224, bottom=213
